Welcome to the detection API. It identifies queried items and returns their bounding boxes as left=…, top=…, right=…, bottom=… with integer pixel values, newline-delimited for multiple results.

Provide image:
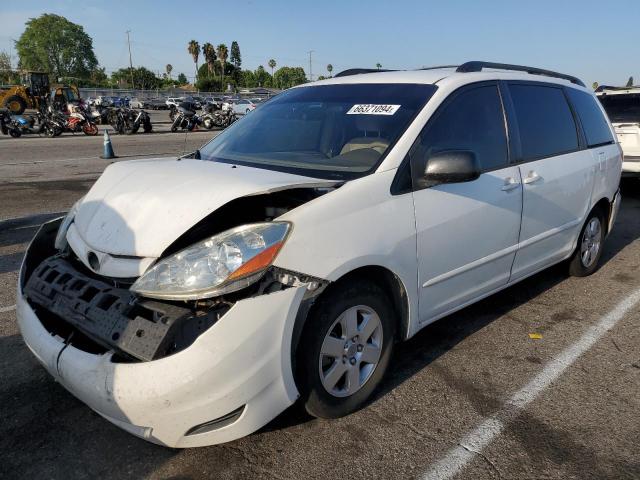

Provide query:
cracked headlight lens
left=131, top=222, right=291, bottom=300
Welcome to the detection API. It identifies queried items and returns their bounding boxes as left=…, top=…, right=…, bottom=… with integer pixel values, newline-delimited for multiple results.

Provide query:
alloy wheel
left=580, top=217, right=602, bottom=268
left=318, top=305, right=383, bottom=397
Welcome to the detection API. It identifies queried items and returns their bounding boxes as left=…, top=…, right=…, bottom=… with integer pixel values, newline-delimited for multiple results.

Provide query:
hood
left=74, top=158, right=335, bottom=258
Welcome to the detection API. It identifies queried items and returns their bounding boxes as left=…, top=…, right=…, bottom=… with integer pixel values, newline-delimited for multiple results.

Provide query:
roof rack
left=456, top=61, right=585, bottom=87
left=418, top=65, right=459, bottom=71
left=334, top=68, right=396, bottom=78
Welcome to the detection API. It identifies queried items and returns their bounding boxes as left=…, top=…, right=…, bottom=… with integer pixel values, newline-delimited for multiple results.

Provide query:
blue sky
left=1, top=0, right=639, bottom=86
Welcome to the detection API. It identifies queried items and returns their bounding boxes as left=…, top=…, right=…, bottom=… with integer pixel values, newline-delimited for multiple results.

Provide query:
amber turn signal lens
left=227, top=241, right=284, bottom=281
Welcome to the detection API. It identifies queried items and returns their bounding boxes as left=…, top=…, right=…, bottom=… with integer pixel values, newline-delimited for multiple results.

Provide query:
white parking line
left=0, top=305, right=16, bottom=314
left=422, top=287, right=640, bottom=480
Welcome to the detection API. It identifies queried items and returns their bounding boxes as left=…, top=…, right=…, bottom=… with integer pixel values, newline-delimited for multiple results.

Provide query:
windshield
left=599, top=93, right=640, bottom=123
left=198, top=83, right=437, bottom=179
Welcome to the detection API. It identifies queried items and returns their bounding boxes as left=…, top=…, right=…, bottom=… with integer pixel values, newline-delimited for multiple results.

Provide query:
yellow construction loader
left=0, top=71, right=80, bottom=114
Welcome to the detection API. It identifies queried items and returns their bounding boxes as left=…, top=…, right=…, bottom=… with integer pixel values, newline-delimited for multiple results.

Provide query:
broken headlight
left=54, top=198, right=82, bottom=250
left=131, top=222, right=291, bottom=300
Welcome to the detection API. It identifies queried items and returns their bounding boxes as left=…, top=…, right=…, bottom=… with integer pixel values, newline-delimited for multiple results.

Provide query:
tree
left=592, top=81, right=599, bottom=91
left=376, top=63, right=382, bottom=70
left=0, top=51, right=17, bottom=84
left=177, top=73, right=187, bottom=85
left=268, top=59, right=276, bottom=87
left=273, top=66, right=307, bottom=89
left=217, top=44, right=229, bottom=90
left=111, top=66, right=160, bottom=89
left=230, top=41, right=241, bottom=68
left=15, top=14, right=98, bottom=80
left=188, top=40, right=200, bottom=80
left=202, top=43, right=217, bottom=79
left=626, top=76, right=634, bottom=87
left=327, top=64, right=333, bottom=77
left=166, top=64, right=173, bottom=80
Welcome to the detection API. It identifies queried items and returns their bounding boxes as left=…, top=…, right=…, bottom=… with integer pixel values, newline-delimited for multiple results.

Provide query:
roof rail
left=456, top=61, right=586, bottom=87
left=334, top=68, right=396, bottom=78
left=418, top=65, right=459, bottom=71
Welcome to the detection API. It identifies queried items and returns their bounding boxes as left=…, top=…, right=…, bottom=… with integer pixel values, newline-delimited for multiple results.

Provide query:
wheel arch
left=291, top=264, right=412, bottom=366
left=591, top=196, right=612, bottom=235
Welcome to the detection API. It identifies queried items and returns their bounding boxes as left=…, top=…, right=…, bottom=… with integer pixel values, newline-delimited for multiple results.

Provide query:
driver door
left=410, top=82, right=523, bottom=324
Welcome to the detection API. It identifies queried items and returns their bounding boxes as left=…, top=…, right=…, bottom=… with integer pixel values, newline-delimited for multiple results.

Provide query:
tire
left=297, top=280, right=396, bottom=419
left=143, top=121, right=152, bottom=133
left=82, top=122, right=99, bottom=136
left=568, top=207, right=606, bottom=277
left=9, top=129, right=22, bottom=138
left=4, top=96, right=27, bottom=115
left=203, top=118, right=213, bottom=129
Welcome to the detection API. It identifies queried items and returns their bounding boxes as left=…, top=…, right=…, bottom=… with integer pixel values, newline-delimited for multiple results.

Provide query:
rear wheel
left=297, top=281, right=396, bottom=418
left=569, top=208, right=605, bottom=276
left=4, top=96, right=27, bottom=115
left=9, top=129, right=21, bottom=138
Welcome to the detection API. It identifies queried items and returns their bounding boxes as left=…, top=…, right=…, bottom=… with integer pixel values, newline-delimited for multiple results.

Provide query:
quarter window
left=411, top=84, right=508, bottom=178
left=566, top=89, right=614, bottom=147
left=509, top=84, right=579, bottom=160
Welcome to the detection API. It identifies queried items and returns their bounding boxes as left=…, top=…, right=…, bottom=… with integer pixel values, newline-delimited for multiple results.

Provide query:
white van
left=597, top=86, right=640, bottom=176
left=17, top=62, right=622, bottom=448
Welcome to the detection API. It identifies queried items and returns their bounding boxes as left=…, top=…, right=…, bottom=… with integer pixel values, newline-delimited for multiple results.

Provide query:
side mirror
left=423, top=150, right=481, bottom=187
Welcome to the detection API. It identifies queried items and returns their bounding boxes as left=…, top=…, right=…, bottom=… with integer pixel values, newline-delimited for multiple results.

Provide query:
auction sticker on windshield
left=347, top=104, right=400, bottom=115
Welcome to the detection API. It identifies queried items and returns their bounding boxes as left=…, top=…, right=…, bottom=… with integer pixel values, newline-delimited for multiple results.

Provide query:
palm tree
left=376, top=63, right=382, bottom=70
left=268, top=59, right=277, bottom=88
left=188, top=40, right=200, bottom=81
left=165, top=64, right=173, bottom=80
left=217, top=44, right=229, bottom=90
left=327, top=64, right=333, bottom=77
left=202, top=42, right=217, bottom=79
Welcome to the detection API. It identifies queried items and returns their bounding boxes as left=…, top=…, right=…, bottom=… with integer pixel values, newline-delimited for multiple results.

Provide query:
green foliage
left=202, top=43, right=217, bottom=78
left=188, top=40, right=200, bottom=77
left=376, top=63, right=382, bottom=69
left=230, top=41, right=241, bottom=68
left=0, top=51, right=17, bottom=84
left=177, top=73, right=188, bottom=85
left=326, top=64, right=333, bottom=77
left=111, top=66, right=161, bottom=89
left=273, top=66, right=307, bottom=88
left=626, top=76, right=634, bottom=87
left=166, top=64, right=173, bottom=79
left=15, top=14, right=99, bottom=80
left=268, top=59, right=276, bottom=76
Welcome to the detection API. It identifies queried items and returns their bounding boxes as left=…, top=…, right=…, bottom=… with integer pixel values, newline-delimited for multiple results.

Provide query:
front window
left=599, top=93, right=640, bottom=123
left=198, top=83, right=437, bottom=179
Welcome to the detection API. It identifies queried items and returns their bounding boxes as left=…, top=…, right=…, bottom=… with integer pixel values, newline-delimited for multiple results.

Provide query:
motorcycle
left=170, top=104, right=201, bottom=132
left=65, top=104, right=99, bottom=135
left=200, top=102, right=238, bottom=130
left=0, top=109, right=22, bottom=137
left=0, top=108, right=62, bottom=138
left=129, top=109, right=153, bottom=133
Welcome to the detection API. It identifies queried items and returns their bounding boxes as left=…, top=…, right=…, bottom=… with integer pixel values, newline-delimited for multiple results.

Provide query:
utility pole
left=126, top=30, right=134, bottom=89
left=308, top=50, right=314, bottom=82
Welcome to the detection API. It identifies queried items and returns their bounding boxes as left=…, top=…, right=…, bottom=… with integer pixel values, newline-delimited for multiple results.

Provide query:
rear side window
left=567, top=89, right=614, bottom=147
left=509, top=84, right=579, bottom=160
left=412, top=85, right=508, bottom=173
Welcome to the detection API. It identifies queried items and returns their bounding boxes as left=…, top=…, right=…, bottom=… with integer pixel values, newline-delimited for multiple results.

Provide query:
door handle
left=501, top=177, right=520, bottom=191
left=523, top=171, right=542, bottom=184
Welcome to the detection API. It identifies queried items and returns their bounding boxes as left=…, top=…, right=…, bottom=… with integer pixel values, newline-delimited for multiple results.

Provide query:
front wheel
left=568, top=208, right=605, bottom=277
left=9, top=129, right=22, bottom=138
left=82, top=122, right=99, bottom=136
left=297, top=281, right=396, bottom=418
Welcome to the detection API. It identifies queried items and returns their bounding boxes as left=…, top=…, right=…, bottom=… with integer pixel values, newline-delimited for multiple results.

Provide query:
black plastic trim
left=457, top=61, right=586, bottom=87
left=334, top=68, right=397, bottom=77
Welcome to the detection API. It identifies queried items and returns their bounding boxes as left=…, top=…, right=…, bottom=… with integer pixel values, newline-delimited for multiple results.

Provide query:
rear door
left=410, top=82, right=523, bottom=323
left=505, top=83, right=596, bottom=280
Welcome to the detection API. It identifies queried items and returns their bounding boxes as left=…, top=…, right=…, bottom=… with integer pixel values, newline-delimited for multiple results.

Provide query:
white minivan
left=17, top=62, right=622, bottom=448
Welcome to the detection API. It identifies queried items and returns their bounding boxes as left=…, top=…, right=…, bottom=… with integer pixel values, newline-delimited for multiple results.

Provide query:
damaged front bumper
left=17, top=219, right=306, bottom=447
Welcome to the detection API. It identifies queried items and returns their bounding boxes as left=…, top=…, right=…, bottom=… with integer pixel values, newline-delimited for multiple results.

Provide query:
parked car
left=129, top=98, right=144, bottom=109
left=16, top=62, right=621, bottom=449
left=166, top=97, right=185, bottom=108
left=143, top=98, right=169, bottom=110
left=597, top=86, right=640, bottom=177
left=231, top=98, right=256, bottom=115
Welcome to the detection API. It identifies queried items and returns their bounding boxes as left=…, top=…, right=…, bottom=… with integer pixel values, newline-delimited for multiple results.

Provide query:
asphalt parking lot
left=0, top=131, right=638, bottom=479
